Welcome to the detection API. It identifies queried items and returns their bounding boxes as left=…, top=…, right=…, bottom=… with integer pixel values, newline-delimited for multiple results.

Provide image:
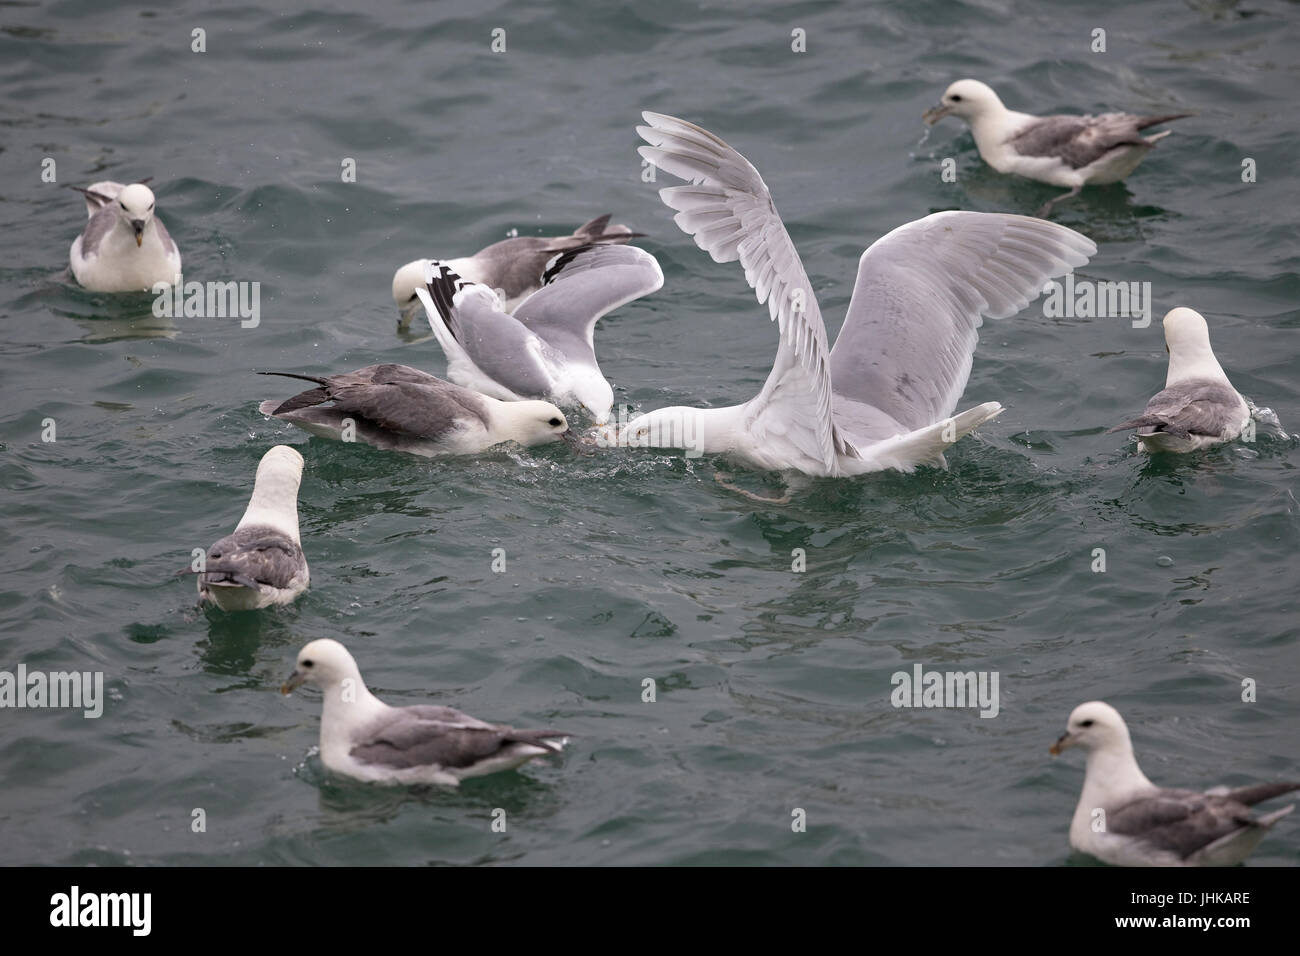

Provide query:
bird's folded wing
left=350, top=707, right=522, bottom=770
left=1111, top=380, right=1244, bottom=437
left=1009, top=113, right=1150, bottom=168
left=637, top=111, right=845, bottom=472
left=1107, top=790, right=1248, bottom=859
left=829, top=212, right=1095, bottom=433
left=325, top=380, right=486, bottom=439
left=201, top=528, right=302, bottom=589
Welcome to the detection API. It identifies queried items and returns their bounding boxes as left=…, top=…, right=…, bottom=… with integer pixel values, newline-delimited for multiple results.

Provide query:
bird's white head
left=1162, top=307, right=1229, bottom=385
left=117, top=183, right=157, bottom=247
left=281, top=638, right=361, bottom=694
left=1050, top=700, right=1131, bottom=756
left=619, top=406, right=723, bottom=458
left=568, top=374, right=615, bottom=425
left=391, top=259, right=430, bottom=328
left=923, top=79, right=1006, bottom=125
left=496, top=399, right=573, bottom=448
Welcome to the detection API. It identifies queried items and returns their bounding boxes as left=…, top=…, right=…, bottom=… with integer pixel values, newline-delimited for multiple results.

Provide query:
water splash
left=1248, top=399, right=1289, bottom=440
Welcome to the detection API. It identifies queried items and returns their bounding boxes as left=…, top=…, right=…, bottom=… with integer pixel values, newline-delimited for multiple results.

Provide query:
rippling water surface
left=1, top=0, right=1297, bottom=865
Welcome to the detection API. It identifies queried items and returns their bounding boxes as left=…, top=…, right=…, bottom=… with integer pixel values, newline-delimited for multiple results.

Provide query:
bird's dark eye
left=302, top=659, right=314, bottom=668
left=1079, top=719, right=1094, bottom=727
left=548, top=417, right=562, bottom=427
left=119, top=200, right=127, bottom=209
left=148, top=203, right=154, bottom=211
left=950, top=94, right=962, bottom=102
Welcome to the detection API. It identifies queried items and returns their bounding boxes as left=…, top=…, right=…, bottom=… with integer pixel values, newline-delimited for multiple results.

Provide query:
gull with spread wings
left=620, top=112, right=1097, bottom=499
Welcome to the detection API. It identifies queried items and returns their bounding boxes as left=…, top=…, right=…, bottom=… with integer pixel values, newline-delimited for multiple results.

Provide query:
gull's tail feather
left=1135, top=113, right=1193, bottom=132
left=258, top=374, right=333, bottom=416
left=505, top=728, right=573, bottom=755
left=1250, top=804, right=1296, bottom=829
left=1224, top=782, right=1300, bottom=808
left=200, top=570, right=262, bottom=590
left=543, top=214, right=644, bottom=255
left=849, top=402, right=1003, bottom=473
left=1107, top=415, right=1188, bottom=437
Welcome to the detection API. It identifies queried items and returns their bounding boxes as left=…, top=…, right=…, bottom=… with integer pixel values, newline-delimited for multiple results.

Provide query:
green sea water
left=0, top=0, right=1297, bottom=866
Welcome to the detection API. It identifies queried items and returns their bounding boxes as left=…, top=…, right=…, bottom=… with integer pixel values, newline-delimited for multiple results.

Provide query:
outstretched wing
left=637, top=111, right=847, bottom=474
left=829, top=212, right=1095, bottom=432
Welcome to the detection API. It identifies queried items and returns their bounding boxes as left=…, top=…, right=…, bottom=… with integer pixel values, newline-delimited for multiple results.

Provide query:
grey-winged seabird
left=1051, top=701, right=1298, bottom=866
left=620, top=112, right=1095, bottom=492
left=1108, top=307, right=1251, bottom=453
left=258, top=364, right=574, bottom=456
left=922, top=79, right=1190, bottom=216
left=196, top=445, right=309, bottom=611
left=70, top=180, right=181, bottom=291
left=281, top=639, right=570, bottom=786
left=391, top=214, right=640, bottom=327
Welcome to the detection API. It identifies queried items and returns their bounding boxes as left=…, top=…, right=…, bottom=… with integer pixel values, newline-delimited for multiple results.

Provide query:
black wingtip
left=423, top=260, right=471, bottom=338
left=258, top=370, right=331, bottom=388
left=541, top=244, right=594, bottom=285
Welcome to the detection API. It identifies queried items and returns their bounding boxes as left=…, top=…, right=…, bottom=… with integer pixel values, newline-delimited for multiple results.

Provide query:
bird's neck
left=320, top=678, right=386, bottom=729
left=559, top=368, right=614, bottom=425
left=970, top=106, right=1026, bottom=149
left=1166, top=345, right=1230, bottom=388
left=1079, top=743, right=1154, bottom=812
left=102, top=218, right=152, bottom=254
left=236, top=470, right=302, bottom=541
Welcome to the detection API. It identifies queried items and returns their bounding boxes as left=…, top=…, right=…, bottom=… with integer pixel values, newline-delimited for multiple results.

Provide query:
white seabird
left=1051, top=701, right=1299, bottom=867
left=922, top=79, right=1191, bottom=216
left=391, top=214, right=640, bottom=328
left=196, top=445, right=309, bottom=611
left=69, top=180, right=182, bottom=291
left=1108, top=307, right=1251, bottom=453
left=621, top=112, right=1096, bottom=491
left=416, top=243, right=663, bottom=423
left=258, top=363, right=574, bottom=456
left=281, top=638, right=570, bottom=786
